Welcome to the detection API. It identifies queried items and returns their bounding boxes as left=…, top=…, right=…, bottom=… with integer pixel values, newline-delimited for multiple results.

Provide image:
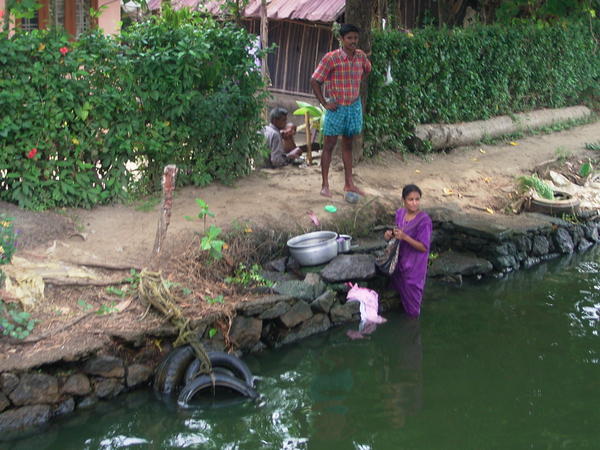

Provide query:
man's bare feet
left=344, top=185, right=365, bottom=196
left=320, top=187, right=332, bottom=197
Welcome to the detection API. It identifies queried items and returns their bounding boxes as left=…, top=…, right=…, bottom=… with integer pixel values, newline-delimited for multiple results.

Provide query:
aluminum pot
left=287, top=231, right=338, bottom=266
left=337, top=234, right=352, bottom=253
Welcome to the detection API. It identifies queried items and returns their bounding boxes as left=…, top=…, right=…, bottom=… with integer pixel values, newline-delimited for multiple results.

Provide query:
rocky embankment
left=1, top=206, right=598, bottom=434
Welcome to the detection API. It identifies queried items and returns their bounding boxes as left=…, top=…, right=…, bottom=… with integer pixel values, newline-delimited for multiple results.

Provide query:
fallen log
left=413, top=106, right=593, bottom=151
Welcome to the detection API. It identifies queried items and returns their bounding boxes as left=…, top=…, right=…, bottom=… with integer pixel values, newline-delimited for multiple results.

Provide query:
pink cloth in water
left=346, top=284, right=387, bottom=324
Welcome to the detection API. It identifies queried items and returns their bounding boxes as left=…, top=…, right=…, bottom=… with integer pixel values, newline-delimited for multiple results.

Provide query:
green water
left=5, top=249, right=600, bottom=449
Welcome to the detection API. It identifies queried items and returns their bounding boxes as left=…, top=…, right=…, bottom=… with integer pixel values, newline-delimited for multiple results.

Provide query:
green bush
left=0, top=214, right=17, bottom=290
left=0, top=29, right=134, bottom=210
left=366, top=21, right=600, bottom=155
left=0, top=8, right=267, bottom=210
left=0, top=215, right=17, bottom=266
left=120, top=8, right=267, bottom=191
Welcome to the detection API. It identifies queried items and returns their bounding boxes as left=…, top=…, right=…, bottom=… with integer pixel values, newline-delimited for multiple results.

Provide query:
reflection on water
left=4, top=248, right=600, bottom=449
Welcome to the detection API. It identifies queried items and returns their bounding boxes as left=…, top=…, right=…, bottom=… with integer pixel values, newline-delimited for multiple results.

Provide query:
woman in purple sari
left=384, top=185, right=432, bottom=317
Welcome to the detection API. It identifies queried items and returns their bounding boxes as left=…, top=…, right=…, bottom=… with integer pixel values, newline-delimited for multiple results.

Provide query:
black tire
left=153, top=345, right=196, bottom=395
left=178, top=373, right=259, bottom=407
left=184, top=351, right=255, bottom=388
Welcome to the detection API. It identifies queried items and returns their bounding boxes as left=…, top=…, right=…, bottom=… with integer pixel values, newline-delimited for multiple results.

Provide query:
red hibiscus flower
left=59, top=47, right=69, bottom=56
left=26, top=148, right=37, bottom=159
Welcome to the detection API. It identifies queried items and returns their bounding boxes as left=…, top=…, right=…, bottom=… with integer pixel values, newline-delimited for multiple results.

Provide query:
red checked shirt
left=311, top=48, right=372, bottom=106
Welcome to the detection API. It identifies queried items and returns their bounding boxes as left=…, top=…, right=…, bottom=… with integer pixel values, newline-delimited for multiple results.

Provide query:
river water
left=5, top=248, right=600, bottom=449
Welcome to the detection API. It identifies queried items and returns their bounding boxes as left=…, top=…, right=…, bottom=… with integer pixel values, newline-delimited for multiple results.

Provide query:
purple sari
left=390, top=208, right=432, bottom=317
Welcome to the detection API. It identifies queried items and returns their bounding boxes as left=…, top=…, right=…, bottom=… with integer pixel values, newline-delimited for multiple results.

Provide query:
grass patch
left=585, top=141, right=600, bottom=151
left=133, top=195, right=161, bottom=212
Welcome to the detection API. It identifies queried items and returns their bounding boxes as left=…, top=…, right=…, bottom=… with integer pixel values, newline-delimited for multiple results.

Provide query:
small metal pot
left=287, top=231, right=338, bottom=266
left=337, top=234, right=352, bottom=253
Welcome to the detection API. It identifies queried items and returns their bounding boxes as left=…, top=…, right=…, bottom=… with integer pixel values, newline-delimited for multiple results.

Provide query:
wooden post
left=260, top=0, right=269, bottom=121
left=150, top=165, right=178, bottom=270
left=304, top=112, right=313, bottom=165
left=345, top=0, right=373, bottom=164
left=260, top=0, right=269, bottom=84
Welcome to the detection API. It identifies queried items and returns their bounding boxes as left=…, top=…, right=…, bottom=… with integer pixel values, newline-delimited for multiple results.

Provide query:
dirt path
left=27, top=120, right=598, bottom=267
left=1, top=120, right=598, bottom=372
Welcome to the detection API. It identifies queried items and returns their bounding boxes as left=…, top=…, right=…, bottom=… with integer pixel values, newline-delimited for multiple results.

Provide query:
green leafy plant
left=579, top=162, right=593, bottom=177
left=0, top=300, right=37, bottom=339
left=518, top=175, right=554, bottom=200
left=185, top=198, right=215, bottom=231
left=561, top=213, right=582, bottom=225
left=208, top=327, right=218, bottom=339
left=428, top=251, right=439, bottom=262
left=77, top=299, right=94, bottom=312
left=105, top=286, right=126, bottom=298
left=123, top=269, right=141, bottom=290
left=201, top=225, right=225, bottom=260
left=206, top=294, right=225, bottom=304
left=96, top=301, right=118, bottom=315
left=182, top=287, right=193, bottom=296
left=225, top=263, right=273, bottom=288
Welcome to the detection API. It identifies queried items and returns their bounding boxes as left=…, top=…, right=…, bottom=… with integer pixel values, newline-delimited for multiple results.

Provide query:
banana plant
left=293, top=101, right=326, bottom=146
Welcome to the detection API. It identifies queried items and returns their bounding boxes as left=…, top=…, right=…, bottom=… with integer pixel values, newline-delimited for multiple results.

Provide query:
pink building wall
left=0, top=0, right=121, bottom=36
left=98, top=0, right=121, bottom=35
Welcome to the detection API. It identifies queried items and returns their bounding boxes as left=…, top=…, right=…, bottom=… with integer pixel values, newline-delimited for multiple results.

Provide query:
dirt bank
left=0, top=119, right=599, bottom=371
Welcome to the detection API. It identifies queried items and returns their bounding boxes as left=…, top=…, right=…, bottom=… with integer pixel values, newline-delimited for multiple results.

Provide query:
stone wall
left=0, top=357, right=154, bottom=434
left=427, top=208, right=599, bottom=282
left=2, top=206, right=598, bottom=434
left=0, top=259, right=398, bottom=433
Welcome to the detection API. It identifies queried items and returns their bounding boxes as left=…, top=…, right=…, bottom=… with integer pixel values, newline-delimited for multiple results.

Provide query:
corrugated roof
left=150, top=0, right=345, bottom=23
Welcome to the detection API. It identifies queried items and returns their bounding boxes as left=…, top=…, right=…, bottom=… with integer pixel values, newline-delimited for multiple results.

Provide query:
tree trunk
left=437, top=0, right=466, bottom=27
left=345, top=0, right=373, bottom=163
left=260, top=0, right=270, bottom=121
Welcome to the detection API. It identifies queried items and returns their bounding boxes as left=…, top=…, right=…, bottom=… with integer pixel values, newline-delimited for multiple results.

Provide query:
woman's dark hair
left=402, top=184, right=422, bottom=199
left=340, top=24, right=360, bottom=37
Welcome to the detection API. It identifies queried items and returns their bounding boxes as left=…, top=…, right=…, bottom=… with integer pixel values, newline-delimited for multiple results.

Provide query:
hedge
left=366, top=21, right=600, bottom=156
left=0, top=10, right=267, bottom=210
left=1, top=17, right=598, bottom=209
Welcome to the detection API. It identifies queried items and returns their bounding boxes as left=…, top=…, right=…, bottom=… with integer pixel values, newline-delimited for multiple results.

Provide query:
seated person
left=281, top=122, right=298, bottom=152
left=262, top=107, right=302, bottom=168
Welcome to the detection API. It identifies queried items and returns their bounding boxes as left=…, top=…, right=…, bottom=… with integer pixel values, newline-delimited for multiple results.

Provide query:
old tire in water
left=184, top=351, right=255, bottom=388
left=529, top=191, right=580, bottom=216
left=153, top=345, right=196, bottom=395
left=178, top=373, right=259, bottom=407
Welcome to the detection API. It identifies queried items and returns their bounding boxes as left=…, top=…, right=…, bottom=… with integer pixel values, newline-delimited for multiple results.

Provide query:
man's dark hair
left=339, top=23, right=360, bottom=37
left=269, top=107, right=288, bottom=123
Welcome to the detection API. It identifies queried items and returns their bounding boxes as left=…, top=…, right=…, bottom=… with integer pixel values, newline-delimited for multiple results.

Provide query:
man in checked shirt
left=310, top=23, right=372, bottom=198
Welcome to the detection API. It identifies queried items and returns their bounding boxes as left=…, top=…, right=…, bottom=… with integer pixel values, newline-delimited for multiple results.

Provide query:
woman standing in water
left=384, top=184, right=432, bottom=317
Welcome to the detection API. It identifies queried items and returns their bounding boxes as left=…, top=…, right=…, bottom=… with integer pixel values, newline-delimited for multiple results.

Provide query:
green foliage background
left=366, top=21, right=600, bottom=155
left=1, top=12, right=598, bottom=208
left=0, top=10, right=267, bottom=210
